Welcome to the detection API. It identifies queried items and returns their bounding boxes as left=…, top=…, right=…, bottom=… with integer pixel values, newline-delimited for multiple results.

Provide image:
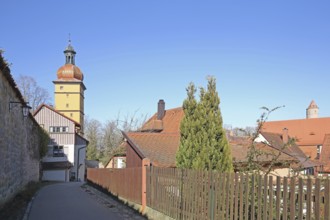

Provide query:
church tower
left=306, top=100, right=319, bottom=119
left=53, top=41, right=86, bottom=134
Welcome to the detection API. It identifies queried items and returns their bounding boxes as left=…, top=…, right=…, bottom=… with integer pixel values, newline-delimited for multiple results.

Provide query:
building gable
left=34, top=105, right=76, bottom=133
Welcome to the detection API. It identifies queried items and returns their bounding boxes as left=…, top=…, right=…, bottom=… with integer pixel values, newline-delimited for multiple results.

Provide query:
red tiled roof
left=320, top=134, right=330, bottom=172
left=262, top=118, right=330, bottom=146
left=124, top=132, right=180, bottom=167
left=141, top=107, right=184, bottom=133
left=229, top=136, right=297, bottom=164
left=260, top=132, right=315, bottom=168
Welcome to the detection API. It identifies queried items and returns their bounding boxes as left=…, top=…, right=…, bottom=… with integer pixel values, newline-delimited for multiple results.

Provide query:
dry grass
left=0, top=181, right=52, bottom=220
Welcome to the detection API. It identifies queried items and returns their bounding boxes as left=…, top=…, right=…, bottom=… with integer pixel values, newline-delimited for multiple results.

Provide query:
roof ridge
left=265, top=117, right=330, bottom=123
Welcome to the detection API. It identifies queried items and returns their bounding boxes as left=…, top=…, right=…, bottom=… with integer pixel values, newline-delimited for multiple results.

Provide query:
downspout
left=77, top=146, right=86, bottom=181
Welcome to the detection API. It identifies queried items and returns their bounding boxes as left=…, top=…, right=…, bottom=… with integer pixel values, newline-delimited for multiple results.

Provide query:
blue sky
left=1, top=1, right=330, bottom=128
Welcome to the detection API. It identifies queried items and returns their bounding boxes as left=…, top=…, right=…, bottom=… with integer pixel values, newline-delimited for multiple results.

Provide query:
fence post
left=141, top=158, right=150, bottom=213
left=209, top=171, right=215, bottom=220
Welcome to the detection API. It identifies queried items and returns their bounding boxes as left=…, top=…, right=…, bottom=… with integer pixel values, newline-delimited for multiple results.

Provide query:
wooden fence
left=87, top=167, right=330, bottom=219
left=87, top=167, right=142, bottom=205
left=147, top=167, right=330, bottom=220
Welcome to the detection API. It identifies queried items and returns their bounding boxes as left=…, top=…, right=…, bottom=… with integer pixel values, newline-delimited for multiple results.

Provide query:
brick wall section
left=0, top=54, right=41, bottom=206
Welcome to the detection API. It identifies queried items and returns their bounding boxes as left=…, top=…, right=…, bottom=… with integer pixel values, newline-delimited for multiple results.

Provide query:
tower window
left=60, top=86, right=64, bottom=90
left=70, top=113, right=73, bottom=117
left=66, top=103, right=69, bottom=108
left=66, top=94, right=69, bottom=98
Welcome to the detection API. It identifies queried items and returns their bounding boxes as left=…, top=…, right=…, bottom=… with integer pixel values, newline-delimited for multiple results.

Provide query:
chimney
left=157, top=99, right=165, bottom=120
left=282, top=128, right=288, bottom=144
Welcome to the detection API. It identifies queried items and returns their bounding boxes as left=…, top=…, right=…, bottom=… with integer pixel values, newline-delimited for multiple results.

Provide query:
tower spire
left=306, top=100, right=319, bottom=119
left=64, top=35, right=76, bottom=65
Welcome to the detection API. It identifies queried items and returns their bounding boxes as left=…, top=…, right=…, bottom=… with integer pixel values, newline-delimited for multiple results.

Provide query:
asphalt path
left=27, top=182, right=145, bottom=220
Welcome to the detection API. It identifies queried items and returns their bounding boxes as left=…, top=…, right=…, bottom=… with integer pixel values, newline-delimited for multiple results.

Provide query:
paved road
left=27, top=182, right=146, bottom=220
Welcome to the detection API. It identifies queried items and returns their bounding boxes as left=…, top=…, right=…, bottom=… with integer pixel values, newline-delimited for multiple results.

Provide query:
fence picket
left=289, top=177, right=296, bottom=219
left=268, top=176, right=273, bottom=220
left=257, top=175, right=262, bottom=220
left=325, top=179, right=330, bottom=220
left=298, top=178, right=304, bottom=220
left=224, top=172, right=229, bottom=219
left=283, top=177, right=288, bottom=220
left=229, top=173, right=235, bottom=220
left=239, top=173, right=244, bottom=220
left=275, top=176, right=281, bottom=220
left=244, top=174, right=249, bottom=220
left=306, top=178, right=312, bottom=220
left=251, top=174, right=255, bottom=220
left=263, top=175, right=268, bottom=220
left=234, top=173, right=239, bottom=220
left=314, top=178, right=320, bottom=220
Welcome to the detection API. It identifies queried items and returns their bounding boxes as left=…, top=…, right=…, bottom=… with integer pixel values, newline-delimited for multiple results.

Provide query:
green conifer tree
left=176, top=77, right=233, bottom=172
left=176, top=83, right=198, bottom=168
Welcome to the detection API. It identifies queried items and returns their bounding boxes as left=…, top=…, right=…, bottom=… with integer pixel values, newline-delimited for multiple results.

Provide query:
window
left=70, top=113, right=73, bottom=117
left=60, top=86, right=64, bottom=90
left=49, top=126, right=69, bottom=133
left=66, top=103, right=69, bottom=108
left=53, top=146, right=64, bottom=157
left=66, top=94, right=69, bottom=98
left=70, top=172, right=76, bottom=181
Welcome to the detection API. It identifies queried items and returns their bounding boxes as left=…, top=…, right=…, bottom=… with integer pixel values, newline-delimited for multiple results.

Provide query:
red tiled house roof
left=124, top=102, right=182, bottom=167
left=261, top=117, right=330, bottom=171
left=123, top=132, right=180, bottom=167
left=141, top=107, right=183, bottom=133
left=229, top=136, right=297, bottom=167
left=320, top=134, right=330, bottom=172
left=259, top=132, right=315, bottom=169
left=262, top=118, right=330, bottom=146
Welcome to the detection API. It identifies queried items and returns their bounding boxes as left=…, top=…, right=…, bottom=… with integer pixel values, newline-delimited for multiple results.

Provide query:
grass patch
left=0, top=181, right=53, bottom=220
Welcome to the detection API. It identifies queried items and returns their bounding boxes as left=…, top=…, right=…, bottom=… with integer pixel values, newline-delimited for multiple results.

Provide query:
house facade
left=261, top=100, right=330, bottom=175
left=34, top=104, right=88, bottom=181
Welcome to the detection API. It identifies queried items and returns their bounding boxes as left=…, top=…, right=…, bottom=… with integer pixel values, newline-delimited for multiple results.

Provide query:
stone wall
left=0, top=54, right=41, bottom=206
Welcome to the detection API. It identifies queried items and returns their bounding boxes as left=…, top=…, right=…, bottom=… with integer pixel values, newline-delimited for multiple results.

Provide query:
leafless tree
left=84, top=117, right=103, bottom=160
left=15, top=75, right=51, bottom=111
left=84, top=111, right=148, bottom=165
